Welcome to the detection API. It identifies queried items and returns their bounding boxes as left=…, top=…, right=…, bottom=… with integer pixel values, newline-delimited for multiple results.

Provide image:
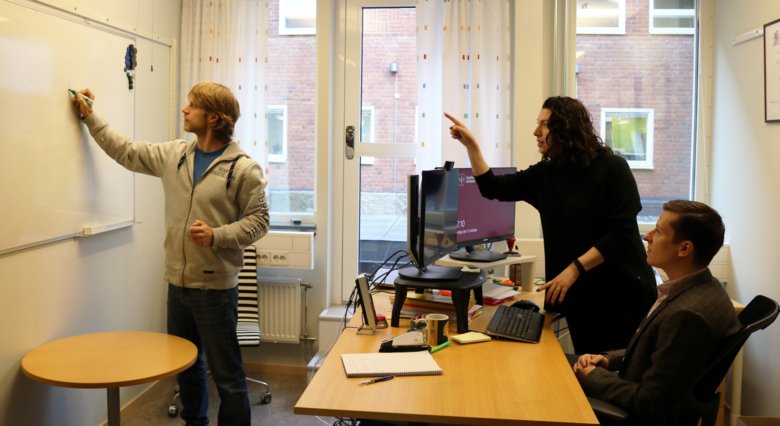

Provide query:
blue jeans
left=167, top=284, right=250, bottom=426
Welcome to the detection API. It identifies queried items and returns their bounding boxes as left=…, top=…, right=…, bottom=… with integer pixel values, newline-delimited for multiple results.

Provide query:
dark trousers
left=167, top=284, right=250, bottom=426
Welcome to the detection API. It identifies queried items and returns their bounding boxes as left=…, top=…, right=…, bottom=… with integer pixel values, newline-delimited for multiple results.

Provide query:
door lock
left=345, top=125, right=355, bottom=160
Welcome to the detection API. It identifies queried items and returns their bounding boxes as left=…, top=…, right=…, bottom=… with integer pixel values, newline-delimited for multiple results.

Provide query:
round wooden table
left=22, top=331, right=197, bottom=426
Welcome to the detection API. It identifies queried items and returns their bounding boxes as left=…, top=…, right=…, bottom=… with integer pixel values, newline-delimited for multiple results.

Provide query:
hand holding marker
left=68, top=88, right=93, bottom=106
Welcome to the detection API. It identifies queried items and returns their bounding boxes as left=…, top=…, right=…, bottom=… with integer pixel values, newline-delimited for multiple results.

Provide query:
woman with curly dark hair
left=445, top=96, right=657, bottom=355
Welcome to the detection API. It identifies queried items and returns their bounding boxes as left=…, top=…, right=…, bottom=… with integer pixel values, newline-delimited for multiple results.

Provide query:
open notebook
left=341, top=351, right=443, bottom=378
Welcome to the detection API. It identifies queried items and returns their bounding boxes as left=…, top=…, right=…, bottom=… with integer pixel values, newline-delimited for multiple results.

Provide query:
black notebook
left=341, top=351, right=443, bottom=378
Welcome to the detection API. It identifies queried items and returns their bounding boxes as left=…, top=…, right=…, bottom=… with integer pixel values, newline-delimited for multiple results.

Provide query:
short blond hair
left=188, top=82, right=240, bottom=141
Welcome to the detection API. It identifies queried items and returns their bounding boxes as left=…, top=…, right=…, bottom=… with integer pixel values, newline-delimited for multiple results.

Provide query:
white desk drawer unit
left=254, top=231, right=314, bottom=269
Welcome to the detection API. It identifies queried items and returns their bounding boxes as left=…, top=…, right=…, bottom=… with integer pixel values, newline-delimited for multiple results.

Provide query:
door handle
left=345, top=125, right=355, bottom=160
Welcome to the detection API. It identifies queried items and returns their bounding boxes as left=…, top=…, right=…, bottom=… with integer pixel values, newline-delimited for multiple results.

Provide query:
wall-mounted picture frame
left=764, top=18, right=780, bottom=122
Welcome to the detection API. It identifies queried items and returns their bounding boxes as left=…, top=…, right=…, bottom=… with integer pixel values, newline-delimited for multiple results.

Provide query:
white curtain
left=180, top=0, right=269, bottom=164
left=417, top=0, right=512, bottom=172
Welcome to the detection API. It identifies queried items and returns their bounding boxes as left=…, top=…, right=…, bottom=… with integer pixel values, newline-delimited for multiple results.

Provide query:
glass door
left=336, top=0, right=417, bottom=300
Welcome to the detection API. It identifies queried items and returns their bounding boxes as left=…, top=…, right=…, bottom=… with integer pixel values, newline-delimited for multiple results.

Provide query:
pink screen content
left=455, top=167, right=516, bottom=245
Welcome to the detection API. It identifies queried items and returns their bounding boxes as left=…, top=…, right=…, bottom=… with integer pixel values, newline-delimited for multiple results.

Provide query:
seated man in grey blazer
left=573, top=200, right=740, bottom=423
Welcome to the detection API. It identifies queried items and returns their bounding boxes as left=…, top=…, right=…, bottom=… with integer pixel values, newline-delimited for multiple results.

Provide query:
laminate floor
left=122, top=369, right=340, bottom=426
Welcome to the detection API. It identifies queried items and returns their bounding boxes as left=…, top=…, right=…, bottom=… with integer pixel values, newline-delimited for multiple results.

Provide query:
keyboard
left=485, top=304, right=544, bottom=343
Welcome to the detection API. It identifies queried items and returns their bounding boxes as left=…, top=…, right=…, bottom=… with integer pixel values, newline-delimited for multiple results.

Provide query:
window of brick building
left=360, top=106, right=375, bottom=165
left=267, top=105, right=287, bottom=163
left=601, top=108, right=654, bottom=169
left=576, top=0, right=625, bottom=35
left=278, top=0, right=316, bottom=35
left=649, top=0, right=694, bottom=35
left=360, top=106, right=375, bottom=144
left=268, top=0, right=316, bottom=217
left=576, top=0, right=696, bottom=224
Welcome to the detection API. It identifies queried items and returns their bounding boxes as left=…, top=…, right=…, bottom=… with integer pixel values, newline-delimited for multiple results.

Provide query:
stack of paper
left=390, top=292, right=481, bottom=319
left=451, top=331, right=491, bottom=344
left=482, top=282, right=519, bottom=305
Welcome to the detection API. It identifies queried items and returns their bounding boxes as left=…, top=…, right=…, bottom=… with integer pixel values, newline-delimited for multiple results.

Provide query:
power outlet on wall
left=271, top=251, right=288, bottom=266
left=255, top=231, right=314, bottom=269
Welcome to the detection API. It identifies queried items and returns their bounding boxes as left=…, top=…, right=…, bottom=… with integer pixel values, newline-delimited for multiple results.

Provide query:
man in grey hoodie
left=73, top=82, right=269, bottom=426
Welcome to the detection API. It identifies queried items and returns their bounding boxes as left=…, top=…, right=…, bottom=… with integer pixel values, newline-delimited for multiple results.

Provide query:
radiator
left=258, top=277, right=303, bottom=343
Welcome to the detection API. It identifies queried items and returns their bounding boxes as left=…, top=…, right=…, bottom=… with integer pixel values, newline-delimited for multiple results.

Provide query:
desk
left=21, top=331, right=197, bottom=426
left=295, top=292, right=598, bottom=425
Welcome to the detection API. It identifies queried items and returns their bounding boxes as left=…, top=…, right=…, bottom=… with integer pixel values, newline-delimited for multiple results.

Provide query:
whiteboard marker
left=68, top=89, right=93, bottom=106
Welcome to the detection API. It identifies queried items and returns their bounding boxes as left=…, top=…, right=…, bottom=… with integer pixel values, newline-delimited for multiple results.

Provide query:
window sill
left=270, top=222, right=317, bottom=233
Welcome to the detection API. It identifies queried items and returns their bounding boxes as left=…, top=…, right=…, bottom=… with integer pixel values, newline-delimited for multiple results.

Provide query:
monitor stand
left=392, top=270, right=486, bottom=333
left=449, top=248, right=507, bottom=263
left=398, top=265, right=463, bottom=281
left=356, top=323, right=376, bottom=335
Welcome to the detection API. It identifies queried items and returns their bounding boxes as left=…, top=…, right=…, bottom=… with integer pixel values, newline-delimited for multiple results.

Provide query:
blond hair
left=188, top=82, right=240, bottom=141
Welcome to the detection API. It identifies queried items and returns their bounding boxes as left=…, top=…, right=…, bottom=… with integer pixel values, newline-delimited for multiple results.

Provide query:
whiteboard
left=0, top=0, right=135, bottom=254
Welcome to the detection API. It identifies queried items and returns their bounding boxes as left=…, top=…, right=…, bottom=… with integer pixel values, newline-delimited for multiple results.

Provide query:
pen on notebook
left=68, top=89, right=94, bottom=106
left=360, top=375, right=394, bottom=385
left=430, top=340, right=451, bottom=354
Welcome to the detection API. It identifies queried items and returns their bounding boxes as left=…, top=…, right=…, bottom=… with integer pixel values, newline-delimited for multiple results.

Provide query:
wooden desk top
left=21, top=331, right=197, bottom=389
left=295, top=291, right=598, bottom=425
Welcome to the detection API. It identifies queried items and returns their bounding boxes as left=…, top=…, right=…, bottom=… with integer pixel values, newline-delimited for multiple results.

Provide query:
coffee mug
left=425, top=313, right=449, bottom=346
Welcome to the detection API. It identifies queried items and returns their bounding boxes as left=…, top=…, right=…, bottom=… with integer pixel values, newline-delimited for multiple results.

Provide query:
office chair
left=167, top=245, right=272, bottom=417
left=588, top=294, right=779, bottom=426
left=236, top=245, right=273, bottom=405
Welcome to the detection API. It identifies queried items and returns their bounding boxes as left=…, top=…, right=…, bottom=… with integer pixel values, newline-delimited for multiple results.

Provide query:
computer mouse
left=510, top=300, right=540, bottom=312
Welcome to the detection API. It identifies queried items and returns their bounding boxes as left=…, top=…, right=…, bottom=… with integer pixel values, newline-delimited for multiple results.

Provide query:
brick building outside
left=266, top=0, right=694, bottom=230
left=576, top=0, right=695, bottom=219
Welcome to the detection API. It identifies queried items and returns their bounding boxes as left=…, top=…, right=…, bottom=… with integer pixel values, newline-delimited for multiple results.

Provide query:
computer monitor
left=398, top=167, right=462, bottom=281
left=450, top=167, right=517, bottom=262
left=355, top=273, right=377, bottom=335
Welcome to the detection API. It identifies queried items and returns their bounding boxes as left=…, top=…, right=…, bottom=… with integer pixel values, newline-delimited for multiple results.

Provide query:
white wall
left=711, top=0, right=780, bottom=417
left=512, top=1, right=551, bottom=240
left=0, top=1, right=181, bottom=425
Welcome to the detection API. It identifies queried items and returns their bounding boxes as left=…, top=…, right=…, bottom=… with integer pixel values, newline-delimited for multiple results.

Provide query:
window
left=601, top=108, right=654, bottom=169
left=360, top=106, right=375, bottom=165
left=576, top=0, right=696, bottom=225
left=360, top=106, right=375, bottom=143
left=278, top=0, right=316, bottom=35
left=649, top=0, right=694, bottom=35
left=576, top=0, right=625, bottom=35
left=268, top=0, right=316, bottom=217
left=267, top=105, right=287, bottom=163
